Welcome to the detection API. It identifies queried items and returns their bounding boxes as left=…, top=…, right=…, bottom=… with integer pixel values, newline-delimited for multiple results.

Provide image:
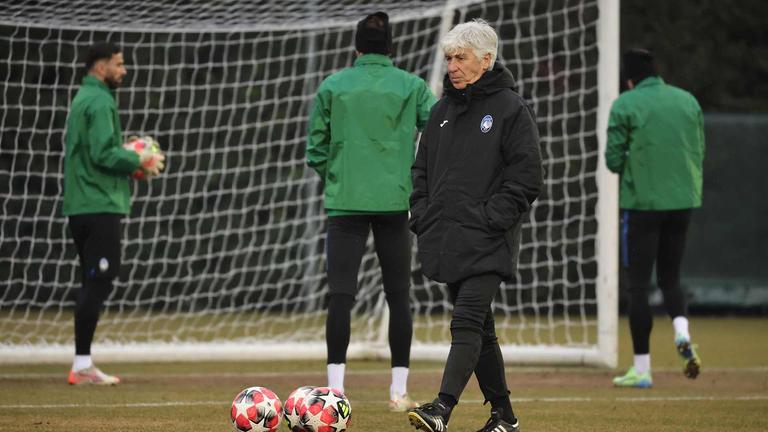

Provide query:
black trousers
left=439, top=273, right=510, bottom=403
left=622, top=209, right=692, bottom=355
left=325, top=212, right=413, bottom=367
left=68, top=213, right=122, bottom=356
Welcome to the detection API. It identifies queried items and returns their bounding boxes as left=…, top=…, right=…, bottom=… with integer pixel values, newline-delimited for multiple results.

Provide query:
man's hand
left=139, top=149, right=165, bottom=177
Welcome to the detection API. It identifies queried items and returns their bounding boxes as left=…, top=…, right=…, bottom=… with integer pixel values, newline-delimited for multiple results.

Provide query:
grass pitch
left=0, top=317, right=766, bottom=431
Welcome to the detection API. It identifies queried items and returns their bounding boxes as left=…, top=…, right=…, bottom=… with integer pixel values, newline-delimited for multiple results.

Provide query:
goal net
left=0, top=0, right=618, bottom=366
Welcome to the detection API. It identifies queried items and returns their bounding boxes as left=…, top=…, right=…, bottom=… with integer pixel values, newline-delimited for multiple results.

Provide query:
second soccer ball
left=283, top=385, right=316, bottom=432
left=299, top=386, right=352, bottom=432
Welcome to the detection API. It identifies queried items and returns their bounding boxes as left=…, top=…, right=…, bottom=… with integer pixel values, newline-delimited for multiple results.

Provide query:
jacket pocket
left=416, top=215, right=444, bottom=281
left=442, top=199, right=497, bottom=232
left=414, top=202, right=443, bottom=235
left=440, top=217, right=504, bottom=258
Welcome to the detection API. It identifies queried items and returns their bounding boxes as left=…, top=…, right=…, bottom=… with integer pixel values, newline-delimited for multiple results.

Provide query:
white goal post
left=0, top=0, right=619, bottom=367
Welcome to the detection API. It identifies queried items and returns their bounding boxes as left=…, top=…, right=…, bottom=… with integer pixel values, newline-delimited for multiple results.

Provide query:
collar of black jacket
left=443, top=61, right=518, bottom=104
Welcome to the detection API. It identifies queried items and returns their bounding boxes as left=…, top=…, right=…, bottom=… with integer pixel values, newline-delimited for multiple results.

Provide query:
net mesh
left=0, top=0, right=605, bottom=360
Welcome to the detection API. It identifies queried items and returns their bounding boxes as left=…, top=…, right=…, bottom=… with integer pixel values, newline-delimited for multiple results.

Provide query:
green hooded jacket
left=62, top=75, right=140, bottom=216
left=606, top=76, right=705, bottom=210
left=306, top=54, right=436, bottom=215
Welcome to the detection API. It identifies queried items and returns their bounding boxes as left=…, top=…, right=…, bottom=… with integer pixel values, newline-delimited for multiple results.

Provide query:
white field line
left=1, top=366, right=767, bottom=380
left=0, top=369, right=445, bottom=379
left=1, top=395, right=767, bottom=410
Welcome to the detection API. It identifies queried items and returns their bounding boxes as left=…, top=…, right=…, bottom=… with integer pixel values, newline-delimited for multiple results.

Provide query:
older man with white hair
left=407, top=19, right=542, bottom=432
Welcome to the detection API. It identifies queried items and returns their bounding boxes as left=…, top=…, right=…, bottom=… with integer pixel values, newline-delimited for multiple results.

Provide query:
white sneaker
left=389, top=393, right=419, bottom=412
left=68, top=366, right=120, bottom=385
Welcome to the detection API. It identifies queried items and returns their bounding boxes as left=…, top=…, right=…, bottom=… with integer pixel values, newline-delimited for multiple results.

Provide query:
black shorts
left=68, top=213, right=123, bottom=280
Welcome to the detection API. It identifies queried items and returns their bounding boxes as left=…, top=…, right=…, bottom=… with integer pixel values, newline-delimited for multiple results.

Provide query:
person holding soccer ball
left=607, top=49, right=705, bottom=388
left=407, top=20, right=542, bottom=432
left=62, top=42, right=164, bottom=385
left=306, top=12, right=436, bottom=411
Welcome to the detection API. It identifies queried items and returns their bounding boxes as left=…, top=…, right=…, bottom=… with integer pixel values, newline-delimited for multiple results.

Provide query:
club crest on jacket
left=480, top=115, right=493, bottom=133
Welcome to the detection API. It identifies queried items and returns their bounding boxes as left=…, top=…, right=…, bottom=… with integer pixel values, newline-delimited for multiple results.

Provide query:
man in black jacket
left=407, top=19, right=542, bottom=432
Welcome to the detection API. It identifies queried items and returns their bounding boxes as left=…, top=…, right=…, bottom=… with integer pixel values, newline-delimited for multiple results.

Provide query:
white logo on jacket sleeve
left=480, top=115, right=493, bottom=133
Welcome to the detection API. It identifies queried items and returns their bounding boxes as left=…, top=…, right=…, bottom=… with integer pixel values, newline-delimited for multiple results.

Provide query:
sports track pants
left=68, top=213, right=122, bottom=355
left=622, top=209, right=692, bottom=354
left=325, top=212, right=413, bottom=367
left=439, top=273, right=510, bottom=403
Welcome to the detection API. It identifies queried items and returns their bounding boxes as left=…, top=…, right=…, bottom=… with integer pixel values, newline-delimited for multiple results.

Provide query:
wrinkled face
left=445, top=49, right=491, bottom=89
left=95, top=53, right=127, bottom=89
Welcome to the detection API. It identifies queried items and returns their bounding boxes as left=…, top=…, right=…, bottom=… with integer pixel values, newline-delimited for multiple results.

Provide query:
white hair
left=441, top=19, right=499, bottom=67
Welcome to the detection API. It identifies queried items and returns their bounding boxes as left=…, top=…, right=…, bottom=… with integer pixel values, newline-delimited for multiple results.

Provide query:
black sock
left=437, top=393, right=457, bottom=420
left=490, top=396, right=517, bottom=424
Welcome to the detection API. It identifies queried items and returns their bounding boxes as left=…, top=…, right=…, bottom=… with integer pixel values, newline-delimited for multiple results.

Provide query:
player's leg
left=325, top=215, right=369, bottom=393
left=473, top=309, right=519, bottom=431
left=69, top=214, right=89, bottom=375
left=371, top=212, right=417, bottom=411
left=68, top=213, right=122, bottom=385
left=657, top=209, right=701, bottom=378
left=656, top=209, right=690, bottom=321
left=613, top=210, right=659, bottom=388
left=408, top=273, right=501, bottom=432
left=440, top=273, right=502, bottom=403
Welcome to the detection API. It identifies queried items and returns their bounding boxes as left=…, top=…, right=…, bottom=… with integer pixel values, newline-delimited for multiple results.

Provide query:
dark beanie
left=623, top=48, right=657, bottom=83
left=355, top=12, right=392, bottom=55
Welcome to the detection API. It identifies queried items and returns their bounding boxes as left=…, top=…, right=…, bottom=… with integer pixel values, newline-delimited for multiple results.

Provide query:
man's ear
left=626, top=79, right=635, bottom=90
left=483, top=53, right=493, bottom=70
left=90, top=61, right=103, bottom=77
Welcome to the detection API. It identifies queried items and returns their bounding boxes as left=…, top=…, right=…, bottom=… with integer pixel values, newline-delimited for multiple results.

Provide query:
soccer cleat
left=67, top=366, right=120, bottom=385
left=475, top=410, right=520, bottom=432
left=408, top=399, right=449, bottom=432
left=390, top=393, right=420, bottom=412
left=675, top=335, right=702, bottom=379
left=612, top=366, right=652, bottom=388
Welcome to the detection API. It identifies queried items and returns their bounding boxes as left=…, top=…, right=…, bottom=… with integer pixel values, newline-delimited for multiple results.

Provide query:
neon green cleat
left=675, top=335, right=702, bottom=379
left=612, top=366, right=652, bottom=388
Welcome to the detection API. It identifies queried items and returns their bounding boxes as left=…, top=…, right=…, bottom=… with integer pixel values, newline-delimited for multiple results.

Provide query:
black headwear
left=85, top=42, right=121, bottom=70
left=355, top=12, right=392, bottom=55
left=623, top=48, right=657, bottom=84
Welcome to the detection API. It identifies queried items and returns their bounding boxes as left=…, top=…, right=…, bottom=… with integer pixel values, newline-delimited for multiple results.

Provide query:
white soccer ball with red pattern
left=299, top=386, right=352, bottom=432
left=283, top=386, right=316, bottom=432
left=230, top=386, right=283, bottom=432
left=122, top=136, right=162, bottom=180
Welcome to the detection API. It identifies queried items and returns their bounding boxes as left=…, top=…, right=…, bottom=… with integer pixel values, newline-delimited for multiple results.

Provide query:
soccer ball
left=123, top=135, right=161, bottom=180
left=230, top=386, right=283, bottom=432
left=283, top=386, right=316, bottom=432
left=299, top=387, right=351, bottom=432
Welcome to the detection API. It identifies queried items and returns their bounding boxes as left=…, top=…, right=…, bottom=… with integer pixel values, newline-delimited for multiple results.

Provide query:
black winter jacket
left=410, top=62, right=543, bottom=283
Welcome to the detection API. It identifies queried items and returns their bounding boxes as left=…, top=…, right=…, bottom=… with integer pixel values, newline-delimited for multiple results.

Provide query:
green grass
left=0, top=317, right=766, bottom=431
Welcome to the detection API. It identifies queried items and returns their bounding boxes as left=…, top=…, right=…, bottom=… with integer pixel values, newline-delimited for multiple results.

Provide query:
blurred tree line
left=621, top=0, right=768, bottom=112
left=620, top=0, right=768, bottom=313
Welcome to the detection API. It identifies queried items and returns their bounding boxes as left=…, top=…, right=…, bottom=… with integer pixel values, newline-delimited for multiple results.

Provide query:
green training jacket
left=606, top=76, right=705, bottom=210
left=306, top=54, right=436, bottom=214
left=62, top=75, right=140, bottom=216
